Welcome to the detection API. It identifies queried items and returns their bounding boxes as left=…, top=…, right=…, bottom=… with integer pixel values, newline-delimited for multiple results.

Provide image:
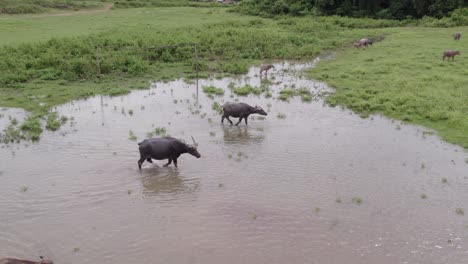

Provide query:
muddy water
left=1, top=60, right=467, bottom=264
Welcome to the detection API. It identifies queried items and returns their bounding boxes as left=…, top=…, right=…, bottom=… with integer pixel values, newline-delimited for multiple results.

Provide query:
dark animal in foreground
left=221, top=102, right=268, bottom=125
left=0, top=256, right=53, bottom=264
left=259, top=64, right=275, bottom=76
left=355, top=38, right=373, bottom=47
left=453, top=32, right=461, bottom=40
left=138, top=136, right=201, bottom=169
left=442, top=50, right=460, bottom=61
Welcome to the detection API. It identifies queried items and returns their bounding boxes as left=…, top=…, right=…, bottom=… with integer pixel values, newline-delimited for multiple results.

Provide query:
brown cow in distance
left=442, top=50, right=460, bottom=61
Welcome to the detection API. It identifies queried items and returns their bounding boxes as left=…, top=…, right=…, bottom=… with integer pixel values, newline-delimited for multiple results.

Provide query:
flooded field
left=0, top=60, right=467, bottom=264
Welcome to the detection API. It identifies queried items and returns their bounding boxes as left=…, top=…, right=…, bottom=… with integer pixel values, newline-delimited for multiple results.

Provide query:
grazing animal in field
left=355, top=38, right=373, bottom=48
left=137, top=136, right=201, bottom=169
left=221, top=102, right=268, bottom=125
left=259, top=64, right=275, bottom=76
left=442, top=50, right=460, bottom=61
left=453, top=32, right=461, bottom=40
left=0, top=256, right=53, bottom=264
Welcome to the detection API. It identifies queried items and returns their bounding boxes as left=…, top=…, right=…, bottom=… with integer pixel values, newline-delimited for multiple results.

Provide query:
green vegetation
left=45, top=112, right=68, bottom=131
left=114, top=0, right=224, bottom=9
left=0, top=0, right=102, bottom=15
left=128, top=130, right=137, bottom=141
left=420, top=193, right=427, bottom=199
left=231, top=84, right=268, bottom=96
left=212, top=102, right=223, bottom=114
left=203, top=85, right=225, bottom=96
left=352, top=196, right=363, bottom=204
left=146, top=127, right=166, bottom=138
left=309, top=27, right=468, bottom=148
left=456, top=208, right=464, bottom=215
left=278, top=87, right=313, bottom=102
left=235, top=0, right=467, bottom=21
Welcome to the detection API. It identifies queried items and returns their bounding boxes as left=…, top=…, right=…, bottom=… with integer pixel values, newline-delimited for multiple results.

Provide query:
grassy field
left=0, top=0, right=104, bottom=15
left=0, top=7, right=244, bottom=46
left=309, top=27, right=468, bottom=148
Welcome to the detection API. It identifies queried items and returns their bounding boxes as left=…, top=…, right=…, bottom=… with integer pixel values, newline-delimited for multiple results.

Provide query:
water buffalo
left=453, top=32, right=461, bottom=40
left=442, top=50, right=460, bottom=61
left=259, top=64, right=275, bottom=76
left=355, top=38, right=373, bottom=48
left=221, top=102, right=267, bottom=125
left=0, top=256, right=53, bottom=264
left=138, top=136, right=201, bottom=169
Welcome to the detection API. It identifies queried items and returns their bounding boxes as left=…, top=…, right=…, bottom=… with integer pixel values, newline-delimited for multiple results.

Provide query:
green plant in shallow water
left=212, top=102, right=223, bottom=114
left=203, top=85, right=224, bottom=96
left=128, top=130, right=137, bottom=141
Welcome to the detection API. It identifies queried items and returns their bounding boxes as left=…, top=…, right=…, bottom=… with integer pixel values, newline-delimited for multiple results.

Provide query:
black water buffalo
left=453, top=32, right=461, bottom=40
left=0, top=256, right=53, bottom=264
left=221, top=102, right=268, bottom=125
left=138, top=137, right=201, bottom=169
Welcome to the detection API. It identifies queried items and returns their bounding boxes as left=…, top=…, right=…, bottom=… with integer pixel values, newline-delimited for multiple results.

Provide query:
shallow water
left=0, top=60, right=467, bottom=264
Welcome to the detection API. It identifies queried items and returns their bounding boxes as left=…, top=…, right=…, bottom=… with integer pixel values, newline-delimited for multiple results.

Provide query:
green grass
left=309, top=27, right=468, bottom=148
left=0, top=7, right=247, bottom=46
left=203, top=85, right=224, bottom=96
left=0, top=0, right=103, bottom=15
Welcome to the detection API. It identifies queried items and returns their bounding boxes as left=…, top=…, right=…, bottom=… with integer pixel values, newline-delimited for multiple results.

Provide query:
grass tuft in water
left=203, top=85, right=225, bottom=96
left=420, top=193, right=427, bottom=199
left=314, top=207, right=321, bottom=213
left=20, top=186, right=28, bottom=192
left=456, top=208, right=464, bottom=215
left=212, top=102, right=223, bottom=114
left=336, top=197, right=342, bottom=203
left=441, top=177, right=448, bottom=183
left=352, top=197, right=363, bottom=205
left=128, top=109, right=134, bottom=116
left=232, top=84, right=266, bottom=96
left=128, top=130, right=137, bottom=141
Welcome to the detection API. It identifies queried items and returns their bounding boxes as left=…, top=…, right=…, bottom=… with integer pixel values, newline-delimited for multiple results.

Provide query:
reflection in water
left=222, top=125, right=265, bottom=145
left=140, top=167, right=199, bottom=199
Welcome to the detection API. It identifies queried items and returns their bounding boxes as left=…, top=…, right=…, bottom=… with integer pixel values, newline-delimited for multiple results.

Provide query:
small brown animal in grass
left=259, top=64, right=275, bottom=76
left=0, top=256, right=53, bottom=264
left=453, top=32, right=461, bottom=40
left=442, top=50, right=460, bottom=61
left=355, top=38, right=373, bottom=48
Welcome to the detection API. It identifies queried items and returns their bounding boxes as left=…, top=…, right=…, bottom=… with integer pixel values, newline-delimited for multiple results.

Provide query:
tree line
left=236, top=0, right=467, bottom=19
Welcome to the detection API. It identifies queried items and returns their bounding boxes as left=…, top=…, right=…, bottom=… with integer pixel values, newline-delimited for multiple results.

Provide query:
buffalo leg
left=173, top=158, right=178, bottom=168
left=244, top=116, right=248, bottom=125
left=221, top=115, right=225, bottom=124
left=225, top=116, right=233, bottom=125
left=163, top=159, right=172, bottom=167
left=235, top=117, right=243, bottom=126
left=138, top=157, right=145, bottom=170
left=146, top=158, right=153, bottom=163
